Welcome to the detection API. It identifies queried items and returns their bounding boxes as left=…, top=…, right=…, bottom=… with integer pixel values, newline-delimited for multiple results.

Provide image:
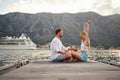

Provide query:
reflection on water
left=0, top=49, right=120, bottom=67
left=0, top=50, right=50, bottom=66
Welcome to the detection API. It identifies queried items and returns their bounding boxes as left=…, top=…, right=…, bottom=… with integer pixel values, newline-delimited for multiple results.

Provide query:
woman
left=71, top=20, right=91, bottom=62
left=79, top=20, right=91, bottom=62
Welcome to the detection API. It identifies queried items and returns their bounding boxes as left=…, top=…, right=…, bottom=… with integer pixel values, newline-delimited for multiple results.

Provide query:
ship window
left=21, top=43, right=25, bottom=45
left=0, top=43, right=7, bottom=45
left=7, top=43, right=18, bottom=45
left=0, top=42, right=18, bottom=45
left=0, top=40, right=25, bottom=43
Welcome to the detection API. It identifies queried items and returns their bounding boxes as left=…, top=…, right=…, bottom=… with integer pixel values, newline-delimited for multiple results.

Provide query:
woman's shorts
left=81, top=53, right=88, bottom=62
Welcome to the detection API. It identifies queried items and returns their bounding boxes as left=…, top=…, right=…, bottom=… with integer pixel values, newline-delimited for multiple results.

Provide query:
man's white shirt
left=50, top=37, right=68, bottom=61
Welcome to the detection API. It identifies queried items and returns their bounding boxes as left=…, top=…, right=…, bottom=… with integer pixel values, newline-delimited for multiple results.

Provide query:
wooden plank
left=0, top=61, right=120, bottom=80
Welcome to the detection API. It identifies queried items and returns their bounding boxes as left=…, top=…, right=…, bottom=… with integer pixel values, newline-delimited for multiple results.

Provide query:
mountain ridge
left=0, top=12, right=120, bottom=48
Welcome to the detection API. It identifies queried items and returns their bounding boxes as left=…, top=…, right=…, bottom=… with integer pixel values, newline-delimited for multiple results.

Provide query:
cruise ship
left=0, top=34, right=37, bottom=49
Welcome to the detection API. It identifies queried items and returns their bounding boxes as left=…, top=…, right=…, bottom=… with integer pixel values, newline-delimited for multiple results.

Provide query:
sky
left=0, top=0, right=120, bottom=15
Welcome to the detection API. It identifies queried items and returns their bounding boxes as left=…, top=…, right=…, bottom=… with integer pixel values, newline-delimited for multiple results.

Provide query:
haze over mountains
left=0, top=12, right=120, bottom=48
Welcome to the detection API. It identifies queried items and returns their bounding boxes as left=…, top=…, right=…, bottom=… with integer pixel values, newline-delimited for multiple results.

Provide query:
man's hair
left=55, top=28, right=62, bottom=34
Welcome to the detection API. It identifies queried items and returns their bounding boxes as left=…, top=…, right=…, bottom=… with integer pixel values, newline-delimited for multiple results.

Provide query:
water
left=0, top=49, right=120, bottom=67
left=88, top=50, right=120, bottom=65
left=0, top=50, right=50, bottom=66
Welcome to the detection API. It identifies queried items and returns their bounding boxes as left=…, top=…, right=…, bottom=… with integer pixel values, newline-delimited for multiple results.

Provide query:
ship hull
left=0, top=45, right=36, bottom=50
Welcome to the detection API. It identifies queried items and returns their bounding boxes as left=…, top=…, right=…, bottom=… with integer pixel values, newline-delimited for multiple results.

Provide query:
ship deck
left=0, top=61, right=120, bottom=80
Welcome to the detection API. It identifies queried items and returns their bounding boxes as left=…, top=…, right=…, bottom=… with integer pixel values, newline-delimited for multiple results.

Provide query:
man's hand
left=58, top=50, right=66, bottom=54
left=68, top=48, right=78, bottom=52
left=72, top=48, right=78, bottom=51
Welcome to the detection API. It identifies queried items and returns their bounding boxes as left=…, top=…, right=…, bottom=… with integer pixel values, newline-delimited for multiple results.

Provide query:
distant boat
left=0, top=33, right=37, bottom=50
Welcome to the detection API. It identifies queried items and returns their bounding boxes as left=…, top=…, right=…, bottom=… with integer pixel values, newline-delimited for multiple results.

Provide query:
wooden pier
left=0, top=61, right=120, bottom=80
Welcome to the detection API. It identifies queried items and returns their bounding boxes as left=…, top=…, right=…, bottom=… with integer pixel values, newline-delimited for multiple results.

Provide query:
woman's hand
left=68, top=48, right=78, bottom=51
left=73, top=48, right=78, bottom=51
left=87, top=19, right=91, bottom=24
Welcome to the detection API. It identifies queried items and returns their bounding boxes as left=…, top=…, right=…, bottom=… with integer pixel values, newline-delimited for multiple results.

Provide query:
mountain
left=0, top=12, right=120, bottom=48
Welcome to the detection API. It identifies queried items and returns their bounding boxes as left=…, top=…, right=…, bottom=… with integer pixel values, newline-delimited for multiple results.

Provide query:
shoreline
left=0, top=49, right=120, bottom=67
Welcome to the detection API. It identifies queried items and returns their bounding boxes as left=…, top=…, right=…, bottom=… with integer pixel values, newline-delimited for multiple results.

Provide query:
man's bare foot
left=72, top=59, right=79, bottom=62
left=63, top=59, right=72, bottom=62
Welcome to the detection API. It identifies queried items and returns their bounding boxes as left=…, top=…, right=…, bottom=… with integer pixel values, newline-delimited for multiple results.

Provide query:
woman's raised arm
left=83, top=20, right=91, bottom=36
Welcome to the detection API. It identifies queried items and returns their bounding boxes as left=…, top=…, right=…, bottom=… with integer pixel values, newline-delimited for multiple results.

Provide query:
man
left=50, top=28, right=81, bottom=62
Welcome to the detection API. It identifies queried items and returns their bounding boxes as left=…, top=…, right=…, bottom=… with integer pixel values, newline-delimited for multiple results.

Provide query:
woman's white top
left=81, top=42, right=88, bottom=52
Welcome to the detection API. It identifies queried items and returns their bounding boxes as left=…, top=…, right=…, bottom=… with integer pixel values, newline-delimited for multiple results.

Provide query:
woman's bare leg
left=63, top=51, right=73, bottom=62
left=71, top=50, right=82, bottom=61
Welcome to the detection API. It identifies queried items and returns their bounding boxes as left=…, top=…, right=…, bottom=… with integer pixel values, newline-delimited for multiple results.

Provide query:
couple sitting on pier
left=50, top=20, right=91, bottom=62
